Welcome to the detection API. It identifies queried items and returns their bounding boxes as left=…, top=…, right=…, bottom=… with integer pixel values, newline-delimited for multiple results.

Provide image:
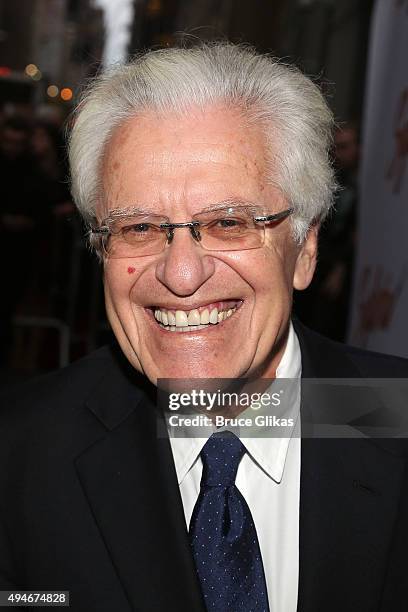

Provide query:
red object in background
left=0, top=66, right=12, bottom=77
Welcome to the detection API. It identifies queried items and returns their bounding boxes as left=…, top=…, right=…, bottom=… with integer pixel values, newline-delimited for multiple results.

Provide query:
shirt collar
left=169, top=321, right=302, bottom=485
left=241, top=322, right=301, bottom=483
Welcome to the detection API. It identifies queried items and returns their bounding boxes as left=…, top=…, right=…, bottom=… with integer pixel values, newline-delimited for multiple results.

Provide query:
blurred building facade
left=279, top=0, right=374, bottom=121
left=129, top=0, right=374, bottom=122
left=0, top=0, right=104, bottom=108
left=0, top=0, right=106, bottom=376
left=129, top=0, right=286, bottom=60
left=0, top=0, right=32, bottom=71
left=64, top=0, right=104, bottom=87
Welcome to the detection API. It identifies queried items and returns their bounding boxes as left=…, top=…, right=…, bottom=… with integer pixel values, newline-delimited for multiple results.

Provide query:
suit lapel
left=295, top=321, right=406, bottom=611
left=75, top=349, right=205, bottom=612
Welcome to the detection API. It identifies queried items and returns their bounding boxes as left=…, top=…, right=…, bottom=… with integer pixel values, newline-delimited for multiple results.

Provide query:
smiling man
left=99, top=104, right=316, bottom=383
left=1, top=43, right=408, bottom=612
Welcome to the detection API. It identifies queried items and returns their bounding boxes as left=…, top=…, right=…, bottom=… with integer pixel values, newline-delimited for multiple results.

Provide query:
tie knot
left=200, top=432, right=246, bottom=487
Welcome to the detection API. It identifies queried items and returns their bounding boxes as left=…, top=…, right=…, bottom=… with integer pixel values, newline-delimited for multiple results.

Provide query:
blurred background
left=0, top=0, right=406, bottom=386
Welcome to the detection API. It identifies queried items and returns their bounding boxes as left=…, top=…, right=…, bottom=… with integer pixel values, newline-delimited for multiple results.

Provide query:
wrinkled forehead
left=99, top=106, right=280, bottom=220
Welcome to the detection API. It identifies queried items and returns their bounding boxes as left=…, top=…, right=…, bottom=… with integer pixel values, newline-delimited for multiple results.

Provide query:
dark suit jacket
left=1, top=321, right=408, bottom=611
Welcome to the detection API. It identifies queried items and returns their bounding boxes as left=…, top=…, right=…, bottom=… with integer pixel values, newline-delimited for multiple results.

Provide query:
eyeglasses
left=90, top=205, right=294, bottom=258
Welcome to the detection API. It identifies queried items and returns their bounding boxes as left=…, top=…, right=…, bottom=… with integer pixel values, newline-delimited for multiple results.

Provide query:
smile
left=151, top=300, right=241, bottom=332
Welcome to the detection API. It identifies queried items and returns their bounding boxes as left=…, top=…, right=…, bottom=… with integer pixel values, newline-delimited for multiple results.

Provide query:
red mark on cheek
left=127, top=266, right=136, bottom=274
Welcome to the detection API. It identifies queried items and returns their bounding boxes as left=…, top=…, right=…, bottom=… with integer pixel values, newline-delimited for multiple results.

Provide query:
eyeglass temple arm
left=90, top=226, right=110, bottom=235
left=254, top=207, right=294, bottom=224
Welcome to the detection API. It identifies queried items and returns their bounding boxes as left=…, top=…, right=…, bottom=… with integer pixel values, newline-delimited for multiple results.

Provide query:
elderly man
left=1, top=44, right=408, bottom=612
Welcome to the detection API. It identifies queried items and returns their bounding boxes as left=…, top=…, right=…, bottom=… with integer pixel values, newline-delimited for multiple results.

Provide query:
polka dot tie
left=189, top=432, right=270, bottom=611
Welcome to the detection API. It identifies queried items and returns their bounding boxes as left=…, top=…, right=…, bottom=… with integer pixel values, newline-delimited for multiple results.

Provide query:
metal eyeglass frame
left=91, top=206, right=294, bottom=249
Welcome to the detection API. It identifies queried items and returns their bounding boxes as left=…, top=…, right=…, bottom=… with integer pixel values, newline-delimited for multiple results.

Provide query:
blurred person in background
left=0, top=117, right=35, bottom=364
left=294, top=122, right=359, bottom=341
left=30, top=121, right=73, bottom=217
left=29, top=121, right=74, bottom=300
left=0, top=117, right=74, bottom=367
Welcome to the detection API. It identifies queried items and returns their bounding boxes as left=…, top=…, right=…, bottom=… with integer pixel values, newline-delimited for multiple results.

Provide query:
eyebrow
left=106, top=205, right=165, bottom=219
left=198, top=199, right=262, bottom=214
left=101, top=206, right=170, bottom=225
left=104, top=199, right=262, bottom=221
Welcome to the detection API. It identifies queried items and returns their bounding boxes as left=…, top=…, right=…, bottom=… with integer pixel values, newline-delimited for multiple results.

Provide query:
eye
left=119, top=222, right=162, bottom=243
left=209, top=215, right=249, bottom=233
left=123, top=223, right=151, bottom=234
left=217, top=218, right=242, bottom=228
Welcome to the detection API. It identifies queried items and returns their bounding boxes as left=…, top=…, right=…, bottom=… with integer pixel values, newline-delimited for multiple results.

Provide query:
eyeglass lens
left=102, top=207, right=288, bottom=258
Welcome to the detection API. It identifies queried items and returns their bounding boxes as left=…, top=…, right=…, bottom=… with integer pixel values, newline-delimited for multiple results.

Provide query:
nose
left=155, top=227, right=215, bottom=296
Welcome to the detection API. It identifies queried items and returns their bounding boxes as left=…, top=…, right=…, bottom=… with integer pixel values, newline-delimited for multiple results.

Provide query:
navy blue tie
left=189, top=432, right=270, bottom=611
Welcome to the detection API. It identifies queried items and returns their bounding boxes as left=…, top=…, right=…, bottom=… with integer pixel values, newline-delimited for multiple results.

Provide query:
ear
left=293, top=224, right=319, bottom=290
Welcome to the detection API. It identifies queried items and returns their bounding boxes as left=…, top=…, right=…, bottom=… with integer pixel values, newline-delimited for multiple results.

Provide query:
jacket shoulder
left=293, top=319, right=408, bottom=378
left=0, top=345, right=116, bottom=430
left=344, top=342, right=408, bottom=377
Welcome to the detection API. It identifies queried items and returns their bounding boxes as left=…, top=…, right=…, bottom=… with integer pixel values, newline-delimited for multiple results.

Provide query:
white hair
left=69, top=42, right=336, bottom=243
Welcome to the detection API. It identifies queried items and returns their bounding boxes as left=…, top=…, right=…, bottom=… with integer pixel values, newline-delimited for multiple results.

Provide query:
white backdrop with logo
left=348, top=0, right=408, bottom=357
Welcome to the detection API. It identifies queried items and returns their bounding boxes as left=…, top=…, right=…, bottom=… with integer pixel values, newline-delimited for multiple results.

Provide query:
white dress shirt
left=168, top=322, right=301, bottom=612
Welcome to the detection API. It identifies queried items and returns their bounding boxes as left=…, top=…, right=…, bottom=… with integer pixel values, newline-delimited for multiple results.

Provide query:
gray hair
left=69, top=42, right=336, bottom=243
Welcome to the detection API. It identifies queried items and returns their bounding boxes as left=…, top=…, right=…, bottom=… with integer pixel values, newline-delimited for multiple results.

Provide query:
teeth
left=167, top=324, right=211, bottom=332
left=200, top=309, right=210, bottom=324
left=209, top=308, right=218, bottom=324
left=175, top=310, right=188, bottom=327
left=187, top=309, right=201, bottom=325
left=168, top=311, right=176, bottom=325
left=154, top=306, right=237, bottom=330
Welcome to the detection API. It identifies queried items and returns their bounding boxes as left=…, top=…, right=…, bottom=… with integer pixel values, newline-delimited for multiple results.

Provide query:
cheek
left=214, top=247, right=293, bottom=298
left=104, top=263, right=143, bottom=302
left=264, top=238, right=299, bottom=284
left=251, top=254, right=297, bottom=320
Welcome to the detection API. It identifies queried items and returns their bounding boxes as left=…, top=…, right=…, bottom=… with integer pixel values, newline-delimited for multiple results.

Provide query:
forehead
left=101, top=105, right=273, bottom=215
